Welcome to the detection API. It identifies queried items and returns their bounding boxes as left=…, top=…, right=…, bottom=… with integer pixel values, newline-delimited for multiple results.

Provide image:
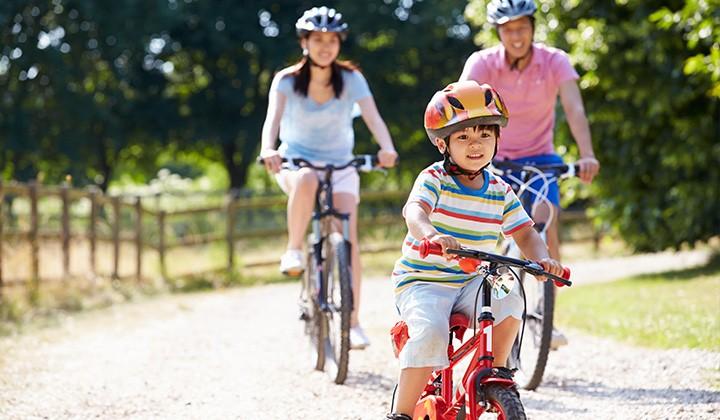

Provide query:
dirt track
left=0, top=250, right=718, bottom=419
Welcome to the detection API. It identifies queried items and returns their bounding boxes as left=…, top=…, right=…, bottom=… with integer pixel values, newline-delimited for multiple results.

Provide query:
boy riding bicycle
left=386, top=81, right=563, bottom=420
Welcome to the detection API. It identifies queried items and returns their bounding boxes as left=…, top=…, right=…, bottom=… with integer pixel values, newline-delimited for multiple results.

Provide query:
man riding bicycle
left=459, top=0, right=600, bottom=348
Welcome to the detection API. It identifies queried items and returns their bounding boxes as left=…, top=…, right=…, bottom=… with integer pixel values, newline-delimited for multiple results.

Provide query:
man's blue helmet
left=487, top=0, right=537, bottom=25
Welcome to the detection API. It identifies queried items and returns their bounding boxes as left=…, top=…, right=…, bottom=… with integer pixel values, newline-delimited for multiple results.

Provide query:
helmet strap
left=442, top=140, right=498, bottom=181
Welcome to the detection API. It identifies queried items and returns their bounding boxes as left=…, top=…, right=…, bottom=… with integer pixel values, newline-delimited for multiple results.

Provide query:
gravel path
left=0, top=251, right=718, bottom=419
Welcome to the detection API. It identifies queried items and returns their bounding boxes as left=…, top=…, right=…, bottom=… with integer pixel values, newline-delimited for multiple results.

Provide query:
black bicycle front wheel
left=301, top=242, right=326, bottom=372
left=456, top=384, right=527, bottom=420
left=509, top=272, right=555, bottom=390
left=322, top=232, right=353, bottom=384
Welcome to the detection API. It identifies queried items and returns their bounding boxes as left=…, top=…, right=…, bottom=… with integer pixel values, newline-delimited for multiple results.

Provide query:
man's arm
left=559, top=80, right=600, bottom=184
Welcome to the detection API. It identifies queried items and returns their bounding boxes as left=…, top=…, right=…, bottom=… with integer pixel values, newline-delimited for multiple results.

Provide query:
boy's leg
left=492, top=317, right=521, bottom=366
left=395, top=367, right=435, bottom=415
left=394, top=284, right=456, bottom=415
left=454, top=275, right=524, bottom=367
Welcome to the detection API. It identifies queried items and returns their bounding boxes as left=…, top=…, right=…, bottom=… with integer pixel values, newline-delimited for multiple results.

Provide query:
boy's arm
left=511, top=225, right=550, bottom=261
left=404, top=202, right=438, bottom=241
left=404, top=202, right=460, bottom=256
left=511, top=225, right=563, bottom=277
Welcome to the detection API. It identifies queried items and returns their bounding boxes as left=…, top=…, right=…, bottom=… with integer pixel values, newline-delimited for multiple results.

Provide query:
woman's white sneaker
left=279, top=249, right=304, bottom=277
left=350, top=325, right=371, bottom=349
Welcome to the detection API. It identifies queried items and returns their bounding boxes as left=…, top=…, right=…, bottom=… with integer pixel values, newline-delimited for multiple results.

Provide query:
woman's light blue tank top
left=271, top=67, right=372, bottom=165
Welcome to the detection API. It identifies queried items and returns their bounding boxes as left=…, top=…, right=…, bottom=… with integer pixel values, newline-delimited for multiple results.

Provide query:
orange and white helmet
left=424, top=80, right=508, bottom=145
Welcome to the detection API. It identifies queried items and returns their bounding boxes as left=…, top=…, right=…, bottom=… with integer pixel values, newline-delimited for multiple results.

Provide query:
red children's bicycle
left=390, top=239, right=571, bottom=419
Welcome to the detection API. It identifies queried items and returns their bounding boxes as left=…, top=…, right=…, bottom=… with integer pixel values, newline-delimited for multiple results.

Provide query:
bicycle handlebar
left=491, top=160, right=580, bottom=178
left=257, top=154, right=386, bottom=173
left=418, top=239, right=572, bottom=287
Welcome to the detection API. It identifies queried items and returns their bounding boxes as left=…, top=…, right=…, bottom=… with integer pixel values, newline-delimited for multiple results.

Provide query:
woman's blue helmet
left=487, top=0, right=537, bottom=25
left=295, top=6, right=348, bottom=40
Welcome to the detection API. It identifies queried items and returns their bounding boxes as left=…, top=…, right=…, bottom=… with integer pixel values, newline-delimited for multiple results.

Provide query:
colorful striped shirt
left=392, top=162, right=533, bottom=294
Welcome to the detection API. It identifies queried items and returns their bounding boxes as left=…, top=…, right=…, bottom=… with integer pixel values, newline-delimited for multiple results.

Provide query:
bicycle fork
left=312, top=211, right=352, bottom=313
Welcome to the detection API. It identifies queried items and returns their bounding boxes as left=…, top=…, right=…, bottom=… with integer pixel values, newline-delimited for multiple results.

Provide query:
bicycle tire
left=510, top=271, right=555, bottom=390
left=456, top=384, right=527, bottom=420
left=302, top=243, right=325, bottom=371
left=321, top=232, right=352, bottom=384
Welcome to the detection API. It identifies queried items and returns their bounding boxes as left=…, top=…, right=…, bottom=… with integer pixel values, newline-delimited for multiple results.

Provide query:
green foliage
left=1, top=1, right=718, bottom=251
left=466, top=0, right=720, bottom=251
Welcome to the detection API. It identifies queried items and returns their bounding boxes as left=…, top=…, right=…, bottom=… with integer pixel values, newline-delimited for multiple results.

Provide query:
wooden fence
left=0, top=180, right=598, bottom=295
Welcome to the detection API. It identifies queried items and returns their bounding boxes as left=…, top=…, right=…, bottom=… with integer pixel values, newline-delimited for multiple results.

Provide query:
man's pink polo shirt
left=459, top=43, right=578, bottom=160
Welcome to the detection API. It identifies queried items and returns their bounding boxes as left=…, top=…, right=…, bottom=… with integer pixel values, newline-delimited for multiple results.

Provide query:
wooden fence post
left=112, top=196, right=120, bottom=279
left=88, top=190, right=97, bottom=276
left=135, top=196, right=142, bottom=283
left=29, top=182, right=39, bottom=293
left=158, top=210, right=167, bottom=280
left=61, top=184, right=70, bottom=278
left=226, top=194, right=236, bottom=274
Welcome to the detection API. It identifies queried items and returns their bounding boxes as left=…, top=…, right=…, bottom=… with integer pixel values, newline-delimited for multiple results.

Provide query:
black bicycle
left=267, top=154, right=384, bottom=384
left=491, top=160, right=579, bottom=390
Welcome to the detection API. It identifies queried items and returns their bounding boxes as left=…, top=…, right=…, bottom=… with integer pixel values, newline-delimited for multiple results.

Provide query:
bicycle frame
left=416, top=265, right=516, bottom=419
left=309, top=164, right=352, bottom=312
left=391, top=239, right=571, bottom=418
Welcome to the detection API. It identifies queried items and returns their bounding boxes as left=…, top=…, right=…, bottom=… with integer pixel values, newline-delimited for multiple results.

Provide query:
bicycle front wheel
left=301, top=242, right=325, bottom=371
left=321, top=232, right=353, bottom=384
left=509, top=272, right=555, bottom=390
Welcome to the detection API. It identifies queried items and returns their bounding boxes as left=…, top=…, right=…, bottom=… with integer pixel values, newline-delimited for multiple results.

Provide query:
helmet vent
left=447, top=96, right=465, bottom=110
left=484, top=90, right=493, bottom=106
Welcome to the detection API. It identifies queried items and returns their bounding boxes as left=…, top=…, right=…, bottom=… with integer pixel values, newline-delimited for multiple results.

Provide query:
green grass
left=556, top=254, right=720, bottom=351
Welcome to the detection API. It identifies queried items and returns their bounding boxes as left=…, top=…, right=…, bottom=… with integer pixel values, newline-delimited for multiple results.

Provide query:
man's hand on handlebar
left=576, top=156, right=599, bottom=184
left=259, top=149, right=283, bottom=174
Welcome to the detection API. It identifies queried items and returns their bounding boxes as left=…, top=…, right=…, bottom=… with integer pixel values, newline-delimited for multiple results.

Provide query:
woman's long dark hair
left=291, top=57, right=359, bottom=98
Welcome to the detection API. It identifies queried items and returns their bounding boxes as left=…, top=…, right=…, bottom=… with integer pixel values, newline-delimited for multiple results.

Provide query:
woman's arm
left=559, top=80, right=600, bottom=184
left=259, top=89, right=287, bottom=173
left=357, top=96, right=398, bottom=167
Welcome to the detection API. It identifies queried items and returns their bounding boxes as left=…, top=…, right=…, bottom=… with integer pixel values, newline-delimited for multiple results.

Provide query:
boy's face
left=437, top=126, right=497, bottom=173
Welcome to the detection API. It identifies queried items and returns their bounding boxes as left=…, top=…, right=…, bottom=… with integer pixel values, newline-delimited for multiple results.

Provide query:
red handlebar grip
left=418, top=239, right=443, bottom=259
left=553, top=267, right=572, bottom=287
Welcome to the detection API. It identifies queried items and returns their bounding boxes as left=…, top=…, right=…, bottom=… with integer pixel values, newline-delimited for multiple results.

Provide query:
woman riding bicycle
left=459, top=0, right=600, bottom=347
left=259, top=6, right=398, bottom=349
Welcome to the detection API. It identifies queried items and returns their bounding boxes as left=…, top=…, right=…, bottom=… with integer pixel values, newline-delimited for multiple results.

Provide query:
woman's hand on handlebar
left=425, top=233, right=460, bottom=261
left=377, top=148, right=398, bottom=168
left=259, top=149, right=282, bottom=174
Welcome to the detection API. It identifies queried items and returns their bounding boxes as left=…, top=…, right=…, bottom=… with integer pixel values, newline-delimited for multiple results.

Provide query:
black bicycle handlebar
left=419, top=239, right=572, bottom=287
left=491, top=160, right=580, bottom=177
left=257, top=154, right=388, bottom=172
